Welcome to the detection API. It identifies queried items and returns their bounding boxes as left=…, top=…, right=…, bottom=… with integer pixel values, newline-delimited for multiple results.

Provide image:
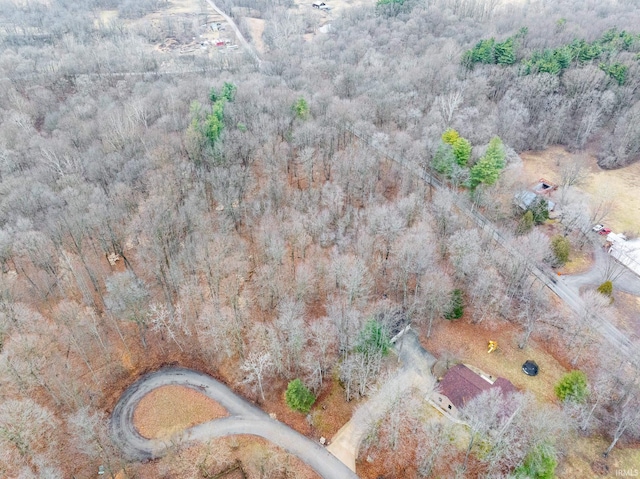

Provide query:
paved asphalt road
left=110, top=367, right=359, bottom=479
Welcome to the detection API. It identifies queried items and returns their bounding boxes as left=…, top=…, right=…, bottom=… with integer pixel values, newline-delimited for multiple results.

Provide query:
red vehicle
left=598, top=227, right=611, bottom=236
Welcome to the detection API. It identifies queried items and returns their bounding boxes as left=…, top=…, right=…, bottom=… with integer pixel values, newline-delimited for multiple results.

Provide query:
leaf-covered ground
left=133, top=385, right=228, bottom=439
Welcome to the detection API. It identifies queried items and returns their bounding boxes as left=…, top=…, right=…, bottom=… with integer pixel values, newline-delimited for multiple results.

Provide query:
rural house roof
left=439, top=364, right=517, bottom=409
left=514, top=190, right=555, bottom=211
left=608, top=238, right=640, bottom=278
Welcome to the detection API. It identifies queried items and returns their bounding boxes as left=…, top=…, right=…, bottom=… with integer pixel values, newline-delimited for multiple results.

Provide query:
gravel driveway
left=110, top=367, right=359, bottom=479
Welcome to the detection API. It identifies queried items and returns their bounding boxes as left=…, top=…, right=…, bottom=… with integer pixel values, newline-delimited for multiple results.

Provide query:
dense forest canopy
left=0, top=0, right=639, bottom=477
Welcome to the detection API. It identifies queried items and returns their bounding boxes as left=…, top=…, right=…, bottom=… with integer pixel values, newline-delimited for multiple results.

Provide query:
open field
left=133, top=385, right=228, bottom=439
left=520, top=146, right=640, bottom=234
left=244, top=17, right=266, bottom=53
left=558, top=241, right=595, bottom=275
left=562, top=432, right=640, bottom=478
left=610, top=291, right=640, bottom=339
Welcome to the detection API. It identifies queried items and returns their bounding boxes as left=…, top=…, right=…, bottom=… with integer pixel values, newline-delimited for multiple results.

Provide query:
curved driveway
left=561, top=245, right=640, bottom=297
left=110, top=367, right=358, bottom=479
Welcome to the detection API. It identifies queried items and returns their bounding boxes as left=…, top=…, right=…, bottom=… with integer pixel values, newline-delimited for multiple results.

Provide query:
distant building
left=431, top=364, right=517, bottom=419
left=514, top=177, right=558, bottom=214
left=514, top=190, right=555, bottom=212
left=532, top=178, right=557, bottom=196
left=607, top=236, right=640, bottom=278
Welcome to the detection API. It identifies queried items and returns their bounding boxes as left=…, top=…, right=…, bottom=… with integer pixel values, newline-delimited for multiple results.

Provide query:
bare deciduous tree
left=0, top=399, right=57, bottom=464
left=558, top=157, right=589, bottom=203
left=416, top=271, right=453, bottom=336
left=437, top=91, right=464, bottom=126
left=339, top=349, right=383, bottom=401
left=517, top=282, right=551, bottom=349
left=67, top=406, right=125, bottom=479
left=105, top=271, right=150, bottom=348
left=448, top=228, right=482, bottom=282
left=240, top=350, right=274, bottom=402
left=461, top=389, right=566, bottom=476
left=330, top=253, right=372, bottom=308
left=149, top=302, right=190, bottom=351
left=599, top=253, right=627, bottom=284
left=416, top=420, right=457, bottom=478
left=390, top=223, right=435, bottom=306
left=569, top=290, right=610, bottom=365
left=303, top=320, right=338, bottom=392
left=603, top=386, right=640, bottom=457
left=430, top=189, right=459, bottom=257
left=196, top=303, right=246, bottom=361
left=270, top=299, right=306, bottom=378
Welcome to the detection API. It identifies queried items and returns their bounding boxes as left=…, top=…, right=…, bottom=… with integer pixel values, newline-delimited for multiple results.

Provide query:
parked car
left=522, top=360, right=539, bottom=376
left=592, top=224, right=604, bottom=232
left=312, top=1, right=330, bottom=9
left=598, top=227, right=612, bottom=236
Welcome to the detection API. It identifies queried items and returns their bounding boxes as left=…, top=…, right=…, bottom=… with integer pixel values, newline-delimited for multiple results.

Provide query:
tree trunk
left=257, top=375, right=265, bottom=402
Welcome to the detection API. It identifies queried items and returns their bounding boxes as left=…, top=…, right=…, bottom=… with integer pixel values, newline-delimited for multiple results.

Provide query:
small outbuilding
left=532, top=178, right=557, bottom=196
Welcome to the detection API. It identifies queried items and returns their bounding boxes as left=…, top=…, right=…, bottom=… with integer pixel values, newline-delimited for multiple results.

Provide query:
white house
left=607, top=236, right=640, bottom=278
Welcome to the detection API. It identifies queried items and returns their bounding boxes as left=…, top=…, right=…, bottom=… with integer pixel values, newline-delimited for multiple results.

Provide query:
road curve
left=110, top=367, right=358, bottom=479
left=562, top=245, right=640, bottom=297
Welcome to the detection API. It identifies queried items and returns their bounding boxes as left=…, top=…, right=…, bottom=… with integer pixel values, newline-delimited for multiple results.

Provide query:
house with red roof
left=431, top=364, right=517, bottom=420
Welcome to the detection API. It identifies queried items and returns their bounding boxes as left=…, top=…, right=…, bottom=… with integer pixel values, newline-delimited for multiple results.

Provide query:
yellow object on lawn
left=487, top=340, right=498, bottom=353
